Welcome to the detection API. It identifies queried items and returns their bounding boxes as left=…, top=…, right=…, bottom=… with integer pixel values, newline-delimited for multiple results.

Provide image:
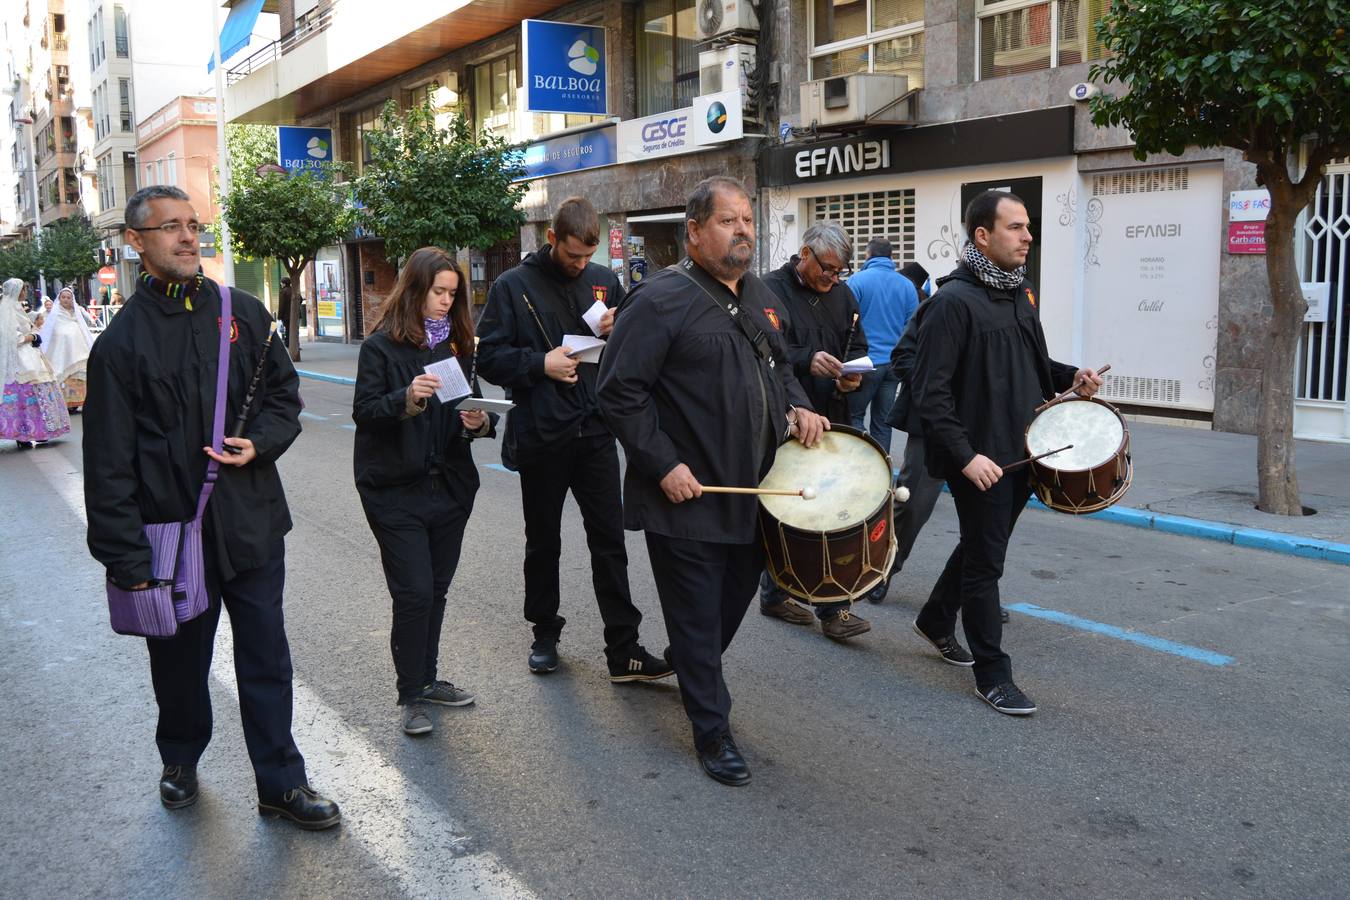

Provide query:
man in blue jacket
left=846, top=238, right=918, bottom=454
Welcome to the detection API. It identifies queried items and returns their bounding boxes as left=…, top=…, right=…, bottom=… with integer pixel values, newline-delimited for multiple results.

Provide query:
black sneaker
left=420, top=680, right=475, bottom=706
left=528, top=640, right=559, bottom=674
left=402, top=703, right=433, bottom=736
left=977, top=681, right=1037, bottom=715
left=608, top=646, right=675, bottom=683
left=912, top=620, right=975, bottom=667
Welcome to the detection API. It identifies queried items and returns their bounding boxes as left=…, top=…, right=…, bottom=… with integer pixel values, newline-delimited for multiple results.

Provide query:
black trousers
left=146, top=539, right=307, bottom=799
left=916, top=469, right=1031, bottom=690
left=645, top=533, right=762, bottom=750
left=361, top=475, right=472, bottom=704
left=518, top=433, right=641, bottom=658
left=894, top=436, right=946, bottom=569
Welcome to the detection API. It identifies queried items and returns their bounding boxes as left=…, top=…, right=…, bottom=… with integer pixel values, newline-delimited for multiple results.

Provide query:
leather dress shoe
left=257, top=785, right=341, bottom=831
left=698, top=734, right=751, bottom=787
left=159, top=764, right=198, bottom=809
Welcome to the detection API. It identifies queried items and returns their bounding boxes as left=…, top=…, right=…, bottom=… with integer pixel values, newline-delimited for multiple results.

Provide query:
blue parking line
left=484, top=464, right=517, bottom=475
left=298, top=411, right=327, bottom=423
left=296, top=369, right=357, bottom=386
left=1006, top=602, right=1234, bottom=666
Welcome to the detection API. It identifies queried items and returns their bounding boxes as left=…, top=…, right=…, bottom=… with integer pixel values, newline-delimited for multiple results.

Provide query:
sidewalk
left=289, top=339, right=1350, bottom=560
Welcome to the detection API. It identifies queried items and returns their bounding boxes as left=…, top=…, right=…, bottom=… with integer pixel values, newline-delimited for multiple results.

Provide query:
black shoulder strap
left=669, top=259, right=775, bottom=368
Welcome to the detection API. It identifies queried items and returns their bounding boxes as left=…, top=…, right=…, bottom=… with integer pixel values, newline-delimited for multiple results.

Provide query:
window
left=977, top=0, right=1111, bottom=80
left=809, top=189, right=917, bottom=271
left=166, top=152, right=177, bottom=185
left=63, top=168, right=80, bottom=204
left=472, top=52, right=517, bottom=137
left=144, top=162, right=153, bottom=186
left=155, top=159, right=163, bottom=184
left=350, top=102, right=385, bottom=175
left=60, top=116, right=76, bottom=152
left=636, top=0, right=697, bottom=116
left=810, top=0, right=924, bottom=87
left=114, top=5, right=129, bottom=57
left=119, top=77, right=132, bottom=131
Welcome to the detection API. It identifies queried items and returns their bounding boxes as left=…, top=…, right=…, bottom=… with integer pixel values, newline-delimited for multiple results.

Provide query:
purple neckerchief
left=424, top=316, right=451, bottom=349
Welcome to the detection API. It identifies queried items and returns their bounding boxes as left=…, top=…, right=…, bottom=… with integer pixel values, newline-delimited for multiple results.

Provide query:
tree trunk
left=285, top=262, right=304, bottom=362
left=1255, top=173, right=1306, bottom=515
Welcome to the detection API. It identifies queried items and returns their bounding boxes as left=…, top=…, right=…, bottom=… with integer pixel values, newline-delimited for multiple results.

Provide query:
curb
left=296, top=368, right=1350, bottom=567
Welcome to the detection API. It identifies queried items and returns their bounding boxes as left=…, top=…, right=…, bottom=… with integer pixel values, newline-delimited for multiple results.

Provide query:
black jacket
left=598, top=260, right=812, bottom=543
left=762, top=258, right=867, bottom=423
left=351, top=330, right=495, bottom=507
left=912, top=263, right=1078, bottom=478
left=884, top=299, right=930, bottom=436
left=476, top=245, right=624, bottom=468
left=83, top=278, right=301, bottom=587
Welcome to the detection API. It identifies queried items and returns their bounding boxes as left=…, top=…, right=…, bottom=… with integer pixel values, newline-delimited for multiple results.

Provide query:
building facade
left=223, top=0, right=1347, bottom=440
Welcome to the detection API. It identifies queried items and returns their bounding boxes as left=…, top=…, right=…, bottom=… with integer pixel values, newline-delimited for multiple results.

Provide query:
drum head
left=760, top=429, right=892, bottom=531
left=1026, top=399, right=1124, bottom=471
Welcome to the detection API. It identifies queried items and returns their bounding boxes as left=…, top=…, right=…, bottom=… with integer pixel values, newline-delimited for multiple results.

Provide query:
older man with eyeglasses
left=758, top=222, right=873, bottom=641
left=82, top=185, right=341, bottom=830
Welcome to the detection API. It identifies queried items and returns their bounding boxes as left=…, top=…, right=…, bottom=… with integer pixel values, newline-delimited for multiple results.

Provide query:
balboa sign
left=522, top=20, right=607, bottom=116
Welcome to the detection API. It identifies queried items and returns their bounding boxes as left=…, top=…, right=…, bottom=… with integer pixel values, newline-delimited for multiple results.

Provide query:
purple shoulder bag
left=106, top=285, right=233, bottom=638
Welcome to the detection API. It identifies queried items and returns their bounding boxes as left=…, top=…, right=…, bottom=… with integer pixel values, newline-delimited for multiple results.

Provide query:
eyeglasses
left=815, top=257, right=851, bottom=279
left=130, top=221, right=201, bottom=237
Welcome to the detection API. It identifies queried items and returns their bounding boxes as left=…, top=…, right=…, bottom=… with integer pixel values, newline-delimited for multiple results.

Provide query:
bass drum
left=759, top=426, right=897, bottom=604
left=1025, top=396, right=1132, bottom=514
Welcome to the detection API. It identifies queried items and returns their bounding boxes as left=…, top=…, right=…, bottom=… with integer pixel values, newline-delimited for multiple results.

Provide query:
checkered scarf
left=962, top=242, right=1026, bottom=292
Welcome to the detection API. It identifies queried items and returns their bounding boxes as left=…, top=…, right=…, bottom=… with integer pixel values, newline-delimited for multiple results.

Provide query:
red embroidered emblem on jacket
left=592, top=286, right=607, bottom=305
left=1024, top=287, right=1037, bottom=308
left=763, top=307, right=781, bottom=330
left=218, top=317, right=239, bottom=342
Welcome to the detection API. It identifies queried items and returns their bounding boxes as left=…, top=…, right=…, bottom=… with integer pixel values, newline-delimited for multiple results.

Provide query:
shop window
left=473, top=52, right=518, bottom=137
left=810, top=0, right=924, bottom=88
left=977, top=0, right=1111, bottom=80
left=808, top=190, right=916, bottom=272
left=636, top=0, right=697, bottom=116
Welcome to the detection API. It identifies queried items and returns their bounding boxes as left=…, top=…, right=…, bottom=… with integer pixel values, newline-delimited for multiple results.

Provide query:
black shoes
left=912, top=620, right=976, bottom=667
left=608, top=646, right=675, bottom=683
left=402, top=703, right=433, bottom=736
left=698, top=734, right=751, bottom=786
left=420, top=680, right=475, bottom=706
left=978, top=681, right=1037, bottom=715
left=159, top=764, right=198, bottom=809
left=1001, top=606, right=1010, bottom=623
left=258, top=785, right=342, bottom=830
left=528, top=639, right=559, bottom=674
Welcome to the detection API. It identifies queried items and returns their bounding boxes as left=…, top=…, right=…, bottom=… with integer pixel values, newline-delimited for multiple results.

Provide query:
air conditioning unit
left=799, top=74, right=911, bottom=127
left=695, top=0, right=758, bottom=41
left=698, top=45, right=754, bottom=96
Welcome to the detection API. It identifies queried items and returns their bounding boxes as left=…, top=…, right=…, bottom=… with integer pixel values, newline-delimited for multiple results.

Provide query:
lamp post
left=211, top=0, right=235, bottom=284
left=13, top=113, right=47, bottom=299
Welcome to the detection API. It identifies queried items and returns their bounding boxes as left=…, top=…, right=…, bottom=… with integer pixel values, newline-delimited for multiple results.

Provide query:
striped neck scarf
left=139, top=269, right=206, bottom=309
left=962, top=242, right=1026, bottom=292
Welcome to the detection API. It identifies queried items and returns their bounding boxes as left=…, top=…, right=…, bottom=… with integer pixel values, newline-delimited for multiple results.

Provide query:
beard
left=148, top=248, right=201, bottom=282
left=705, top=238, right=753, bottom=280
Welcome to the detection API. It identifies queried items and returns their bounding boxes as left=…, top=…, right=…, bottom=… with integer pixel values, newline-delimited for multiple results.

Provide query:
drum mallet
left=1034, top=364, right=1112, bottom=413
left=1001, top=444, right=1073, bottom=473
left=701, top=485, right=818, bottom=500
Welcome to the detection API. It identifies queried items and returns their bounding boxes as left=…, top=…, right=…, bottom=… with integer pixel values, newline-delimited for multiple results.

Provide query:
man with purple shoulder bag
left=82, top=185, right=340, bottom=830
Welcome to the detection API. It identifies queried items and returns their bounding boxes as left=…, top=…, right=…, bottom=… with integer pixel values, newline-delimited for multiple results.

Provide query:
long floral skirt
left=1, top=380, right=72, bottom=441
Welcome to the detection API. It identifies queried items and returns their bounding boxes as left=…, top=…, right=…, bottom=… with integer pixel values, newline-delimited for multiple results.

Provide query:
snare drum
left=1024, top=397, right=1132, bottom=514
left=759, top=426, right=897, bottom=603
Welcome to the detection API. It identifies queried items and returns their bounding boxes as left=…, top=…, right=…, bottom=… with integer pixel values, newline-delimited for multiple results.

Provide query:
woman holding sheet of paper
left=352, top=247, right=496, bottom=737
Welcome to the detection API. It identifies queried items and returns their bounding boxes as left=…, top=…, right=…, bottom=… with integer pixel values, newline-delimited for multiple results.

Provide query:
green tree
left=0, top=237, right=42, bottom=285
left=1090, top=0, right=1350, bottom=516
left=354, top=101, right=526, bottom=262
left=220, top=163, right=355, bottom=361
left=227, top=123, right=281, bottom=177
left=40, top=216, right=102, bottom=287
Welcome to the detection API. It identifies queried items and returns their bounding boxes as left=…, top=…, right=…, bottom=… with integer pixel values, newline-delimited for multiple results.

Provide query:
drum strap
left=669, top=258, right=776, bottom=370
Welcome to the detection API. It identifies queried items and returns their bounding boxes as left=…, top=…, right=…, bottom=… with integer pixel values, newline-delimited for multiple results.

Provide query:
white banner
left=616, top=91, right=744, bottom=164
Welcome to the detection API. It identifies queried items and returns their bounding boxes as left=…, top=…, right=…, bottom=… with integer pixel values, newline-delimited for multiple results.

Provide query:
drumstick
left=1036, top=364, right=1112, bottom=412
left=1002, top=444, right=1073, bottom=473
left=701, top=485, right=818, bottom=500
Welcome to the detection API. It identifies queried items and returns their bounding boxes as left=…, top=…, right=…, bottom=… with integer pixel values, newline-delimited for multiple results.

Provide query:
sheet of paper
left=839, top=355, right=875, bottom=375
left=424, top=357, right=471, bottom=403
left=582, top=299, right=608, bottom=336
left=453, top=396, right=515, bottom=414
left=562, top=333, right=606, bottom=364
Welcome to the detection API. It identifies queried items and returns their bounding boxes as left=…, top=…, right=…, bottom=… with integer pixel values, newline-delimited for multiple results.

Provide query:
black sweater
left=83, top=279, right=300, bottom=586
left=598, top=261, right=811, bottom=543
left=352, top=331, right=495, bottom=506
left=762, top=258, right=867, bottom=423
left=912, top=263, right=1078, bottom=478
left=476, top=245, right=624, bottom=468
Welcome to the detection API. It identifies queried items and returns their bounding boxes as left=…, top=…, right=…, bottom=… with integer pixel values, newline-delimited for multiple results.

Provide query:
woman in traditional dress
left=1, top=278, right=71, bottom=448
left=38, top=287, right=96, bottom=411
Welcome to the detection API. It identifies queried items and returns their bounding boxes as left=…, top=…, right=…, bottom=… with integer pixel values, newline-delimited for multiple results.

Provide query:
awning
left=207, top=0, right=265, bottom=73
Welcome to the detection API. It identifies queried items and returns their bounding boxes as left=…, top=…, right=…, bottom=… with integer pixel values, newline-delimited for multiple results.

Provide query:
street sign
left=522, top=20, right=607, bottom=115
left=277, top=126, right=334, bottom=178
left=97, top=267, right=118, bottom=285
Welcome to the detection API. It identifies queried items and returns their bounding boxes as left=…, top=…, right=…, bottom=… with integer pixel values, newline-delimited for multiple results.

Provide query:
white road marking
left=29, top=448, right=537, bottom=900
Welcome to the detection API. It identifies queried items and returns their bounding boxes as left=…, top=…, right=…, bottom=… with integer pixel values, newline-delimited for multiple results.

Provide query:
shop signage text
left=617, top=91, right=744, bottom=164
left=277, top=126, right=334, bottom=178
left=516, top=125, right=618, bottom=181
left=793, top=139, right=891, bottom=180
left=522, top=20, right=607, bottom=116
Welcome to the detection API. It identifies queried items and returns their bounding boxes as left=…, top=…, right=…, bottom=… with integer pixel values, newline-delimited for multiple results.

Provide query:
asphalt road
left=2, top=375, right=1346, bottom=899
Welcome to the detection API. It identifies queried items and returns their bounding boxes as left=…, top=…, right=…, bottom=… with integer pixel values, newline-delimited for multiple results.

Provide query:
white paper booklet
left=582, top=299, right=608, bottom=336
left=839, top=355, right=875, bottom=375
left=453, top=396, right=514, bottom=414
left=562, top=334, right=606, bottom=364
left=424, top=357, right=472, bottom=403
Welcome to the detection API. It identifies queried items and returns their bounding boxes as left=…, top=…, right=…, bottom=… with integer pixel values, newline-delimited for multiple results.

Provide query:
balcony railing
left=226, top=1, right=338, bottom=85
left=54, top=34, right=68, bottom=51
